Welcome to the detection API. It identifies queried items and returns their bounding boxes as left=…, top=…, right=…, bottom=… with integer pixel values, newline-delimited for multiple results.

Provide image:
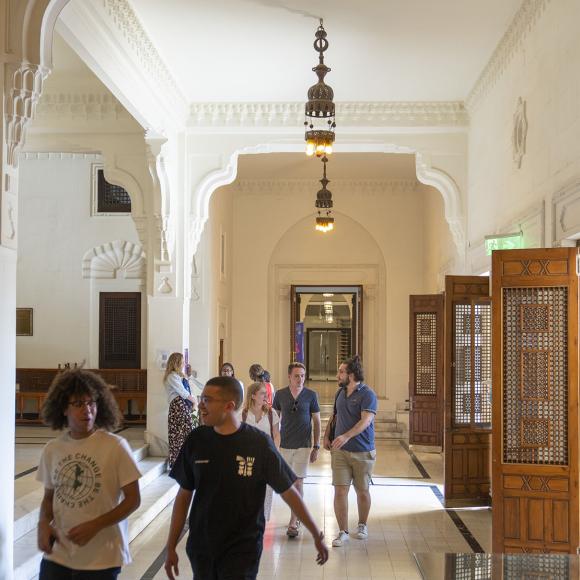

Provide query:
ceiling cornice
left=466, top=0, right=551, bottom=111
left=231, top=179, right=422, bottom=196
left=34, top=92, right=131, bottom=121
left=189, top=102, right=468, bottom=128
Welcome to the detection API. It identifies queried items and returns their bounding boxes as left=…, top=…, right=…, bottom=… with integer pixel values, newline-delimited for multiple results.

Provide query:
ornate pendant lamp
left=305, top=19, right=336, bottom=158
left=315, top=156, right=334, bottom=233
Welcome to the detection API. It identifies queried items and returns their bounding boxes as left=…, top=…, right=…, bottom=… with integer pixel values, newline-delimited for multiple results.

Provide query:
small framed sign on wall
left=16, top=308, right=33, bottom=336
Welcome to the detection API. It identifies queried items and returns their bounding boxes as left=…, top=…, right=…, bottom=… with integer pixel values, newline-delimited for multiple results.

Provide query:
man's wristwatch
left=312, top=445, right=320, bottom=449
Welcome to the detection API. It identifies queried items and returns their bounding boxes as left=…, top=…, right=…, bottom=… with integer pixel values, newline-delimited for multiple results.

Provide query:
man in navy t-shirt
left=323, top=355, right=377, bottom=548
left=164, top=376, right=328, bottom=580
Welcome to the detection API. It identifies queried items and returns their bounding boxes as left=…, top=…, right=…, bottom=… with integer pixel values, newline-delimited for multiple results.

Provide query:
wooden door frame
left=492, top=248, right=579, bottom=553
left=444, top=276, right=491, bottom=507
left=408, top=294, right=445, bottom=449
left=290, top=285, right=363, bottom=361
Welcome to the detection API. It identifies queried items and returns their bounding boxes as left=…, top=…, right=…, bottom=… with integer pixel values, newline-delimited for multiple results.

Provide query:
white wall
left=467, top=0, right=580, bottom=260
left=17, top=153, right=140, bottom=368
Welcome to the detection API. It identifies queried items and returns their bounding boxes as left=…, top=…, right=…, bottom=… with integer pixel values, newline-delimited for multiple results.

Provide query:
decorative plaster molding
left=466, top=0, right=551, bottom=111
left=35, top=92, right=131, bottom=120
left=101, top=0, right=187, bottom=110
left=552, top=180, right=580, bottom=245
left=232, top=179, right=421, bottom=197
left=415, top=152, right=465, bottom=256
left=22, top=152, right=102, bottom=161
left=189, top=101, right=468, bottom=128
left=4, top=62, right=48, bottom=167
left=512, top=97, right=528, bottom=169
left=82, top=240, right=146, bottom=279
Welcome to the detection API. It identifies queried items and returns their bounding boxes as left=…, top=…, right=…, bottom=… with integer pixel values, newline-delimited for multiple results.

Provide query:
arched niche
left=262, top=211, right=388, bottom=400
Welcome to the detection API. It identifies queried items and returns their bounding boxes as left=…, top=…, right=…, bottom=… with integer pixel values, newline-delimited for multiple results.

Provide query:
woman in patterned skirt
left=241, top=381, right=280, bottom=521
left=164, top=352, right=197, bottom=468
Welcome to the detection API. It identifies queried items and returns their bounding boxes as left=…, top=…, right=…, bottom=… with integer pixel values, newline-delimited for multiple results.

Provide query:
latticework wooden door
left=492, top=248, right=579, bottom=553
left=99, top=292, right=141, bottom=369
left=444, top=276, right=492, bottom=507
left=409, top=295, right=444, bottom=448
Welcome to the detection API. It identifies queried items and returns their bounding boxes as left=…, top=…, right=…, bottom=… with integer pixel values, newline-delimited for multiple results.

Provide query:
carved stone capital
left=5, top=62, right=48, bottom=168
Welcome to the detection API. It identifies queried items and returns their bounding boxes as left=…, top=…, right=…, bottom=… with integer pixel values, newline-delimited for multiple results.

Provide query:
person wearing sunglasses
left=36, top=369, right=142, bottom=580
left=164, top=376, right=328, bottom=580
left=272, top=362, right=321, bottom=538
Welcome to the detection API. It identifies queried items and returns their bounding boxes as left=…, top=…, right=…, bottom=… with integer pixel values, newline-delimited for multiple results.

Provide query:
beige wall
left=205, top=173, right=453, bottom=410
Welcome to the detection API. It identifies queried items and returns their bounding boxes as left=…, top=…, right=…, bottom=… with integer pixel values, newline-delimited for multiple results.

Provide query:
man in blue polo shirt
left=323, top=355, right=377, bottom=547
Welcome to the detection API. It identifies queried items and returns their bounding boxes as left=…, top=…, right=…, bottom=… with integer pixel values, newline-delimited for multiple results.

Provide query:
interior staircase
left=13, top=440, right=177, bottom=580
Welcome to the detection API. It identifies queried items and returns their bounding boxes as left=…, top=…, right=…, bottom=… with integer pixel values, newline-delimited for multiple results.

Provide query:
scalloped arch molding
left=82, top=240, right=146, bottom=279
left=192, top=144, right=465, bottom=257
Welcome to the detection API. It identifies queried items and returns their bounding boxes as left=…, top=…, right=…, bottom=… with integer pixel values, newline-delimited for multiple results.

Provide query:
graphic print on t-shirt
left=236, top=456, right=255, bottom=477
left=53, top=453, right=102, bottom=508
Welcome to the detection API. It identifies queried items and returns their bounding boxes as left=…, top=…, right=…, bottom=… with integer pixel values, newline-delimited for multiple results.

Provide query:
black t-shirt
left=169, top=423, right=297, bottom=558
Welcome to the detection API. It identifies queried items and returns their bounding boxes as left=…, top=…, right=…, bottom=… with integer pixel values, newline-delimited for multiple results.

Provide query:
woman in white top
left=164, top=352, right=197, bottom=468
left=241, top=381, right=280, bottom=520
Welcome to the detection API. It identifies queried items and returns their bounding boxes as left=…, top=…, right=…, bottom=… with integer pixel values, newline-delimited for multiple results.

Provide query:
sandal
left=286, top=524, right=300, bottom=538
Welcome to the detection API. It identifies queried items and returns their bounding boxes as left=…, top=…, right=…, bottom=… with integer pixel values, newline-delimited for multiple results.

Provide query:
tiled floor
left=15, top=427, right=492, bottom=580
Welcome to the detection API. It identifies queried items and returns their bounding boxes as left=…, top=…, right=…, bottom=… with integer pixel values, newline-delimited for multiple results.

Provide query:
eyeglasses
left=199, top=395, right=228, bottom=405
left=68, top=400, right=96, bottom=409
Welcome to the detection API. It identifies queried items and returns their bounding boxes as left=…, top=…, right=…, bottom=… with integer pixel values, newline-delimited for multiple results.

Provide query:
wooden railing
left=15, top=368, right=147, bottom=425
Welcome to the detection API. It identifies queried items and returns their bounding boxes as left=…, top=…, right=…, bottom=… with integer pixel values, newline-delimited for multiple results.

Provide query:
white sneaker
left=354, top=523, right=368, bottom=540
left=332, top=531, right=349, bottom=547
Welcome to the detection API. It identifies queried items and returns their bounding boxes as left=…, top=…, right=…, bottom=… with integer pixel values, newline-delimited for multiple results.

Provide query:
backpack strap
left=268, top=408, right=274, bottom=439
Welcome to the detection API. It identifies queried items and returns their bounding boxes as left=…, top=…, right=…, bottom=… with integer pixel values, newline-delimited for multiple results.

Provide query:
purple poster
left=295, top=322, right=305, bottom=363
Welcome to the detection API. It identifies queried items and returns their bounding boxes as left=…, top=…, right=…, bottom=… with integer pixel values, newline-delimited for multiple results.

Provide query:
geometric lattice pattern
left=521, top=350, right=550, bottom=400
left=503, top=553, right=570, bottom=579
left=415, top=313, right=437, bottom=396
left=453, top=302, right=492, bottom=426
left=521, top=304, right=550, bottom=333
left=454, top=303, right=471, bottom=424
left=101, top=295, right=140, bottom=365
left=521, top=417, right=550, bottom=447
left=97, top=169, right=131, bottom=213
left=503, top=287, right=568, bottom=465
left=448, top=553, right=492, bottom=579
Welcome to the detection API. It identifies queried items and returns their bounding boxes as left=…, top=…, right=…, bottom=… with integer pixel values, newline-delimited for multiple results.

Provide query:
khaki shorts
left=331, top=449, right=376, bottom=490
left=280, top=447, right=311, bottom=479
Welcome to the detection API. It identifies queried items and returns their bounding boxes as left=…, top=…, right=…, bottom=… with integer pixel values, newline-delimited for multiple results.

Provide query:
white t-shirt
left=37, top=430, right=141, bottom=570
left=243, top=407, right=280, bottom=437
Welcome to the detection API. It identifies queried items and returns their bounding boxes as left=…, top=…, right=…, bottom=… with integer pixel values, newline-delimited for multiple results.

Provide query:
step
left=375, top=431, right=405, bottom=440
left=13, top=469, right=177, bottom=580
left=374, top=421, right=405, bottom=433
left=13, top=442, right=149, bottom=542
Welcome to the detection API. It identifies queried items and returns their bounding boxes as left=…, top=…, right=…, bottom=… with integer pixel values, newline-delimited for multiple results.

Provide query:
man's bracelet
left=312, top=445, right=320, bottom=449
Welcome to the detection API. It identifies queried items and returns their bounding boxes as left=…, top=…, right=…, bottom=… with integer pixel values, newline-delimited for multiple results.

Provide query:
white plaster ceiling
left=236, top=152, right=417, bottom=181
left=130, top=0, right=522, bottom=102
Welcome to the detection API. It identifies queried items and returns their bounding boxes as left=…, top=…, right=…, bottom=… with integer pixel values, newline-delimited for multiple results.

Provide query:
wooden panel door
left=99, top=292, right=141, bottom=369
left=409, top=295, right=444, bottom=448
left=444, top=276, right=492, bottom=507
left=492, top=248, right=579, bottom=553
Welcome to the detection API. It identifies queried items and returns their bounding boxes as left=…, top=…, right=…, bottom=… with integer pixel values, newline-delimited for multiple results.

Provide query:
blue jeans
left=39, top=559, right=121, bottom=580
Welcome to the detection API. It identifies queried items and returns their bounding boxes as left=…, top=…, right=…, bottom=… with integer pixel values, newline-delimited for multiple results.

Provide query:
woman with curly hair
left=36, top=369, right=141, bottom=580
left=164, top=352, right=197, bottom=468
left=240, top=381, right=281, bottom=521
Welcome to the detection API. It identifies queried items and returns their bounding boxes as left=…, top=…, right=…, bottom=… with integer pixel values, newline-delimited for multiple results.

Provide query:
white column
left=0, top=246, right=16, bottom=575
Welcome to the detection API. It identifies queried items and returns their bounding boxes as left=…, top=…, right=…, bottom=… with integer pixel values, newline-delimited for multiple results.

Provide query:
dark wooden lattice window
left=97, top=169, right=131, bottom=213
left=99, top=293, right=141, bottom=369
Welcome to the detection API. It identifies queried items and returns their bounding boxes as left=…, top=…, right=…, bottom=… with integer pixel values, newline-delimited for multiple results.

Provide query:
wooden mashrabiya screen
left=492, top=248, right=579, bottom=553
left=444, top=276, right=492, bottom=507
left=408, top=295, right=444, bottom=448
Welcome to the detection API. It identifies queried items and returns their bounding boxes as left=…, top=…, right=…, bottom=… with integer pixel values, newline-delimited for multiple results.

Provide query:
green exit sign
left=484, top=232, right=523, bottom=256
